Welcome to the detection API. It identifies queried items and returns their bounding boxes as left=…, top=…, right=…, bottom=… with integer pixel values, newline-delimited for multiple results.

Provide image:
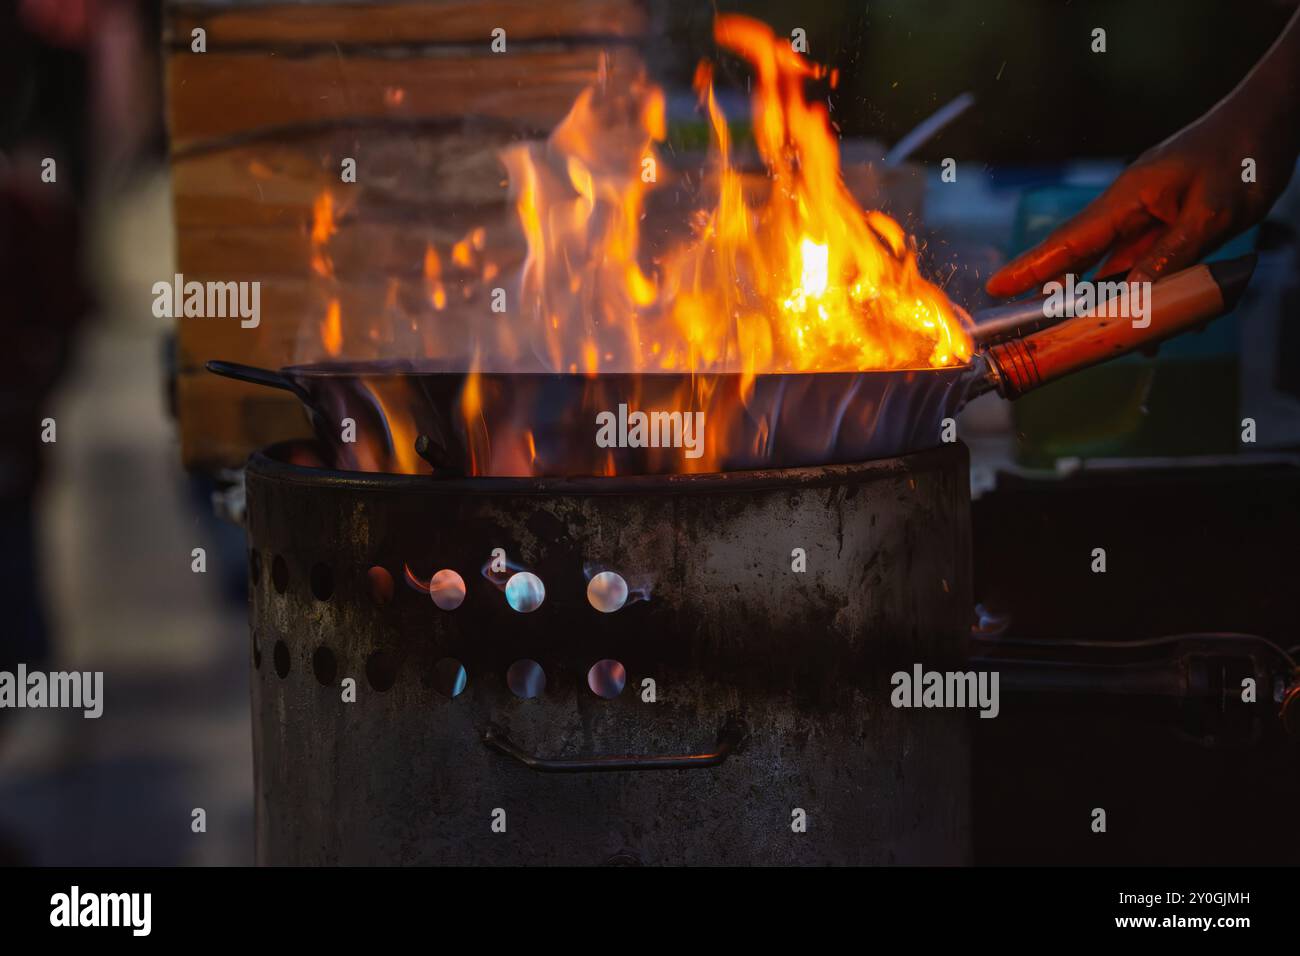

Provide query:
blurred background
left=0, top=0, right=250, bottom=864
left=0, top=0, right=1296, bottom=864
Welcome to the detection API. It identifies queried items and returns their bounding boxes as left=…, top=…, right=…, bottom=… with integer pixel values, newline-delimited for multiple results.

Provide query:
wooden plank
left=170, top=130, right=519, bottom=228
left=175, top=276, right=503, bottom=370
left=166, top=0, right=648, bottom=46
left=166, top=46, right=640, bottom=150
left=177, top=374, right=313, bottom=470
left=175, top=217, right=524, bottom=281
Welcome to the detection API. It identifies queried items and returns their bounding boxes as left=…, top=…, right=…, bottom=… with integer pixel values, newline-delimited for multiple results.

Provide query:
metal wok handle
left=983, top=254, right=1256, bottom=399
left=206, top=359, right=312, bottom=404
left=483, top=715, right=748, bottom=773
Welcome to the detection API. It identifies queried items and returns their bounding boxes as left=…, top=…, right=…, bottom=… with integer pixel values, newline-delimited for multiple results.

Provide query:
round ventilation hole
left=367, top=566, right=394, bottom=606
left=273, top=640, right=291, bottom=679
left=312, top=646, right=337, bottom=686
left=271, top=555, right=289, bottom=594
left=587, top=571, right=628, bottom=613
left=432, top=658, right=468, bottom=699
left=506, top=659, right=546, bottom=699
left=430, top=569, right=466, bottom=610
left=505, top=571, right=545, bottom=613
left=587, top=659, right=626, bottom=699
left=365, top=650, right=398, bottom=692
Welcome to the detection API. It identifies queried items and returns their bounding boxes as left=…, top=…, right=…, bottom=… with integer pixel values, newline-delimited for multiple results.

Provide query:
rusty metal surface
left=246, top=443, right=973, bottom=864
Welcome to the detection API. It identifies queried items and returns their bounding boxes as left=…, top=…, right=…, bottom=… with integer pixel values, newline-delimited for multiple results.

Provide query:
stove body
left=245, top=443, right=972, bottom=865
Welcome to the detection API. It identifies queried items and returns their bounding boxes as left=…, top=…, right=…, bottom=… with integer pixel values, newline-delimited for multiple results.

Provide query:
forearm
left=1210, top=7, right=1300, bottom=157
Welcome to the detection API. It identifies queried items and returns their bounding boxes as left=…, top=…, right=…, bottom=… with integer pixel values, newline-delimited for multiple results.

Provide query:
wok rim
left=276, top=359, right=975, bottom=379
left=249, top=440, right=968, bottom=495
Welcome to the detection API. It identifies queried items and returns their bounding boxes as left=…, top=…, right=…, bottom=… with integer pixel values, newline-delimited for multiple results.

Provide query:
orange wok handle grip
left=985, top=255, right=1255, bottom=400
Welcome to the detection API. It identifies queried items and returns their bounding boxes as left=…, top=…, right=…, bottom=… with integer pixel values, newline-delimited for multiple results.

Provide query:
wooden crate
left=165, top=0, right=647, bottom=470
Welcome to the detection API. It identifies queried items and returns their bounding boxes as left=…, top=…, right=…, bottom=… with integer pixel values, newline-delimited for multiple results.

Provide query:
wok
left=208, top=255, right=1255, bottom=476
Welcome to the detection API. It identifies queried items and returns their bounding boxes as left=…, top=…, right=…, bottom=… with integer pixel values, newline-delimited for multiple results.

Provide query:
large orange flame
left=311, top=15, right=973, bottom=477
left=498, top=15, right=970, bottom=383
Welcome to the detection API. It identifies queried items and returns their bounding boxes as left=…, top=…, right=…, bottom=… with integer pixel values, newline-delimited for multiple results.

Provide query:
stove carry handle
left=483, top=715, right=749, bottom=773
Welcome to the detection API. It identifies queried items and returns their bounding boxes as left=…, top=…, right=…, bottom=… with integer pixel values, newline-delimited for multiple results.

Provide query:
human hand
left=985, top=107, right=1294, bottom=298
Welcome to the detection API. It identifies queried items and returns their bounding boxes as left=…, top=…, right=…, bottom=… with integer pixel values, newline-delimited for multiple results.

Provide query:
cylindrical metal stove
left=245, top=442, right=972, bottom=864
